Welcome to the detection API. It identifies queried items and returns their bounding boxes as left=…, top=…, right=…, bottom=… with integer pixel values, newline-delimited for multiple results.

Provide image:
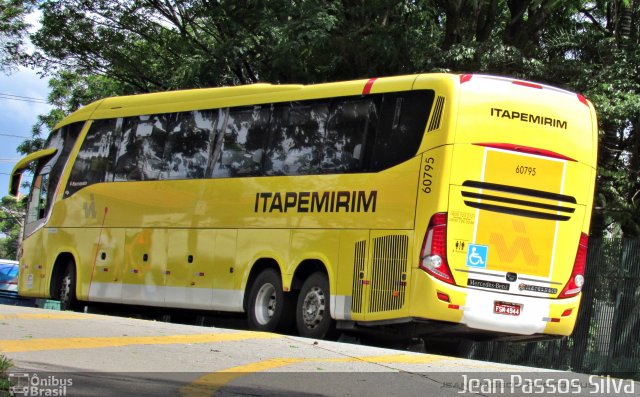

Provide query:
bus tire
left=247, top=269, right=293, bottom=332
left=59, top=263, right=80, bottom=312
left=296, top=272, right=336, bottom=339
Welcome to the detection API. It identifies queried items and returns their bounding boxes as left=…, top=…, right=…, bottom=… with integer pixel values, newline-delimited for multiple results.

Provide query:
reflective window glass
left=370, top=91, right=434, bottom=171
left=265, top=101, right=328, bottom=176
left=212, top=106, right=270, bottom=178
left=115, top=115, right=169, bottom=181
left=65, top=119, right=120, bottom=196
left=165, top=110, right=216, bottom=180
left=323, top=97, right=378, bottom=173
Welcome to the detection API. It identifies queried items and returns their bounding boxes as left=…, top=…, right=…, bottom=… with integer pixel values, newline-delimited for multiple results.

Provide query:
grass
left=0, top=355, right=12, bottom=397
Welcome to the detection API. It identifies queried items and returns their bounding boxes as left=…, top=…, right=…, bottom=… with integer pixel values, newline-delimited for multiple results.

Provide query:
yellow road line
left=179, top=354, right=446, bottom=397
left=180, top=358, right=307, bottom=397
left=0, top=331, right=280, bottom=353
left=0, top=313, right=89, bottom=321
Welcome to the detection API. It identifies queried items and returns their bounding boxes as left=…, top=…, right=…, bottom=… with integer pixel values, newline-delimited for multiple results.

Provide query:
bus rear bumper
left=459, top=288, right=580, bottom=336
left=409, top=271, right=581, bottom=337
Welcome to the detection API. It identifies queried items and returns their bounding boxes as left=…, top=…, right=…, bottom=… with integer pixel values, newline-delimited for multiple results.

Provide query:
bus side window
left=215, top=105, right=270, bottom=177
left=66, top=119, right=121, bottom=196
left=38, top=174, right=49, bottom=219
left=26, top=173, right=45, bottom=224
left=370, top=91, right=434, bottom=172
left=24, top=122, right=82, bottom=234
left=323, top=97, right=378, bottom=173
left=166, top=110, right=216, bottom=180
left=115, top=115, right=168, bottom=181
left=264, top=101, right=328, bottom=176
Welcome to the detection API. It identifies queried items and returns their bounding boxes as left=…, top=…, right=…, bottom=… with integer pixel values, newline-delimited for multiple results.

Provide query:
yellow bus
left=9, top=73, right=597, bottom=340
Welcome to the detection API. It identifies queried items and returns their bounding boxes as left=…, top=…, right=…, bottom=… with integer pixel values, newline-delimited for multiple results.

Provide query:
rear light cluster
left=473, top=143, right=577, bottom=162
left=419, top=212, right=455, bottom=285
left=558, top=233, right=588, bottom=298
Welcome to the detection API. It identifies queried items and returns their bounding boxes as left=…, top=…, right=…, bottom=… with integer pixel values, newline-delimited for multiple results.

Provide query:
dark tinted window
left=212, top=106, right=270, bottom=177
left=322, top=97, right=379, bottom=173
left=370, top=91, right=434, bottom=171
left=265, top=101, right=328, bottom=176
left=59, top=89, right=434, bottom=193
left=115, top=115, right=169, bottom=181
left=263, top=91, right=432, bottom=176
left=66, top=119, right=121, bottom=197
left=166, top=110, right=216, bottom=180
left=40, top=122, right=82, bottom=211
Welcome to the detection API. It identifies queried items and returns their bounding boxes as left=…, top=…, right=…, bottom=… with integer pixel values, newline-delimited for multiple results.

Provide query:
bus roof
left=52, top=74, right=585, bottom=132
left=52, top=74, right=447, bottom=130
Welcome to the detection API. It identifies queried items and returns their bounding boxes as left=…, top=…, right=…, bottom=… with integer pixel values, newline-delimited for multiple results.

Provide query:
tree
left=0, top=195, right=25, bottom=259
left=0, top=0, right=34, bottom=72
left=1, top=0, right=638, bottom=237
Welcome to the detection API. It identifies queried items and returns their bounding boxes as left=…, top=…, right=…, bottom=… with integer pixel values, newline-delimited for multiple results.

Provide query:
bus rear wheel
left=296, top=272, right=336, bottom=339
left=247, top=269, right=293, bottom=332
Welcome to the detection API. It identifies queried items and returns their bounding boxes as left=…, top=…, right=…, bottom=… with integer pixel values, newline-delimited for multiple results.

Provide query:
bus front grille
left=369, top=235, right=408, bottom=313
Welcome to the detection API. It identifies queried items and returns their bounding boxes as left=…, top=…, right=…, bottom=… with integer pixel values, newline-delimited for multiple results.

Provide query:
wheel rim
left=61, top=276, right=71, bottom=302
left=254, top=283, right=277, bottom=325
left=301, top=286, right=325, bottom=330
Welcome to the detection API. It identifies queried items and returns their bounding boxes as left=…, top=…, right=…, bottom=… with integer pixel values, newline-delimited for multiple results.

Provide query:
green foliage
left=0, top=0, right=35, bottom=72
left=1, top=0, right=639, bottom=236
left=0, top=195, right=24, bottom=259
left=0, top=354, right=11, bottom=397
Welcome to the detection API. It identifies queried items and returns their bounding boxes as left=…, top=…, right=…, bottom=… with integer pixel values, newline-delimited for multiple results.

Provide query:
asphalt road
left=0, top=304, right=637, bottom=397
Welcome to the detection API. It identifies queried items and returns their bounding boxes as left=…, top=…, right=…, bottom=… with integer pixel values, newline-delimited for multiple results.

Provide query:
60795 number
left=515, top=165, right=536, bottom=176
left=422, top=157, right=435, bottom=193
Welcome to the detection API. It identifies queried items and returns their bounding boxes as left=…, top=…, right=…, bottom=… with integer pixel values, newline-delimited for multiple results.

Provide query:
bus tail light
left=436, top=291, right=450, bottom=302
left=419, top=212, right=455, bottom=285
left=558, top=233, right=588, bottom=298
left=473, top=143, right=577, bottom=162
left=513, top=80, right=543, bottom=89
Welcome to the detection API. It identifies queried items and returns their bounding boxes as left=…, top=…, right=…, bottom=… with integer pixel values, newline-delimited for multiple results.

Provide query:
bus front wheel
left=59, top=263, right=80, bottom=311
left=247, top=269, right=293, bottom=332
left=296, top=272, right=336, bottom=339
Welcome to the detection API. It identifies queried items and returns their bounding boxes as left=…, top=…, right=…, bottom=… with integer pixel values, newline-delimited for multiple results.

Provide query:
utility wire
left=0, top=92, right=48, bottom=104
left=0, top=133, right=32, bottom=139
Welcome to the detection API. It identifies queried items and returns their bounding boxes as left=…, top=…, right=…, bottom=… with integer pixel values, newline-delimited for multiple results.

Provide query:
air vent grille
left=350, top=240, right=366, bottom=314
left=369, top=235, right=408, bottom=312
left=428, top=96, right=445, bottom=132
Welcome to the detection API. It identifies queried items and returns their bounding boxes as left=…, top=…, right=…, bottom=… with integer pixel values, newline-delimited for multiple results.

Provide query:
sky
left=0, top=67, right=53, bottom=197
left=0, top=10, right=53, bottom=198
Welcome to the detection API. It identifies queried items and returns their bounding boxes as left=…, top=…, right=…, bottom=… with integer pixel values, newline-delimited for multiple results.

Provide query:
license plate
left=494, top=301, right=522, bottom=316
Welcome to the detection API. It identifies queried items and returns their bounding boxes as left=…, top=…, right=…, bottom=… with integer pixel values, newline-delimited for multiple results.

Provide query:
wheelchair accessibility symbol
left=466, top=244, right=488, bottom=268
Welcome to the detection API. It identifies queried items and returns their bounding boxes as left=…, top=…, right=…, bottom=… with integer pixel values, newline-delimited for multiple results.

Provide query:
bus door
left=9, top=148, right=58, bottom=297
